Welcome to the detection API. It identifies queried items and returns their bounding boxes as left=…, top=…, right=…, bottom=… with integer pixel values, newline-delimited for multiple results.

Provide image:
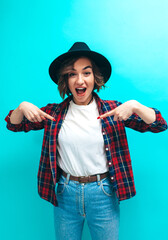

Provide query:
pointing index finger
left=97, top=109, right=115, bottom=119
left=40, top=110, right=56, bottom=121
left=45, top=113, right=56, bottom=121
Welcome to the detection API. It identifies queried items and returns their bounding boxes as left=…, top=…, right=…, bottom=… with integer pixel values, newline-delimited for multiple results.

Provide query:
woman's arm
left=98, top=100, right=155, bottom=123
left=98, top=100, right=167, bottom=133
left=10, top=105, right=24, bottom=124
left=10, top=101, right=55, bottom=124
left=5, top=102, right=57, bottom=132
left=132, top=101, right=156, bottom=124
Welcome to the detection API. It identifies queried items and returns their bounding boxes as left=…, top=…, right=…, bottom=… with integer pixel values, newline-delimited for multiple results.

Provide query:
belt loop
left=97, top=174, right=101, bottom=185
left=65, top=173, right=70, bottom=184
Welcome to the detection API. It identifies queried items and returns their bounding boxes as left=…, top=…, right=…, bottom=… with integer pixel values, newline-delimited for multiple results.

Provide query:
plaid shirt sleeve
left=115, top=101, right=167, bottom=133
left=5, top=104, right=55, bottom=132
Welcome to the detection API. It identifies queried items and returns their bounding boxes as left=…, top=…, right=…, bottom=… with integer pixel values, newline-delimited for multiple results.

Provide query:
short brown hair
left=57, top=56, right=105, bottom=99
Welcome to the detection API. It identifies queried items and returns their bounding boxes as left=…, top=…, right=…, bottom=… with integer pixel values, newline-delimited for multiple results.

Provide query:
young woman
left=5, top=42, right=167, bottom=240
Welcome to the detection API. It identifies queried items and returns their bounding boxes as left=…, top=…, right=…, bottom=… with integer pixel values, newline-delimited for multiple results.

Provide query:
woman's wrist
left=131, top=100, right=141, bottom=113
left=10, top=103, right=25, bottom=124
left=131, top=100, right=156, bottom=124
left=18, top=102, right=26, bottom=113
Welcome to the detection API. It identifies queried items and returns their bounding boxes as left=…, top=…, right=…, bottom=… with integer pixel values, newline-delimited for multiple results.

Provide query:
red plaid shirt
left=5, top=92, right=167, bottom=206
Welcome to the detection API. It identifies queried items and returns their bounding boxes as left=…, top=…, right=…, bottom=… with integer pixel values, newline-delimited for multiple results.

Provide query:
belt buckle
left=78, top=176, right=90, bottom=183
left=78, top=176, right=86, bottom=183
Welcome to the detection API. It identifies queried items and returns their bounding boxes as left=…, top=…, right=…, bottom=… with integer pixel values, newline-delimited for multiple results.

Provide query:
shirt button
left=105, top=148, right=109, bottom=151
left=111, top=176, right=114, bottom=180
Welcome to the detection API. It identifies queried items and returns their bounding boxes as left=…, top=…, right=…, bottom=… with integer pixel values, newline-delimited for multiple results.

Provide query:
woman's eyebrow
left=70, top=65, right=92, bottom=71
left=83, top=65, right=92, bottom=70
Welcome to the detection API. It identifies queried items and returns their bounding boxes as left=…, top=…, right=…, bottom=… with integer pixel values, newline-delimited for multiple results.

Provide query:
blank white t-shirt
left=57, top=98, right=108, bottom=176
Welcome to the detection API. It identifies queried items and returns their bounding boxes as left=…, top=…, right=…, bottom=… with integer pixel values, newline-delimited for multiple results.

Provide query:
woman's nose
left=76, top=74, right=84, bottom=84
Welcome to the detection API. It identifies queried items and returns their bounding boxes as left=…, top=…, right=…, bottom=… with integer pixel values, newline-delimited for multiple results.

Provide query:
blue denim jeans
left=53, top=174, right=120, bottom=240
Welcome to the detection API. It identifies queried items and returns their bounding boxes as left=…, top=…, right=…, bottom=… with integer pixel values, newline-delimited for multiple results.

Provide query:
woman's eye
left=69, top=73, right=76, bottom=77
left=84, top=72, right=91, bottom=76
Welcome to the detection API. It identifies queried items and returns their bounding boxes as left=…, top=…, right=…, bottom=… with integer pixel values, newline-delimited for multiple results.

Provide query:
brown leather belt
left=62, top=170, right=109, bottom=183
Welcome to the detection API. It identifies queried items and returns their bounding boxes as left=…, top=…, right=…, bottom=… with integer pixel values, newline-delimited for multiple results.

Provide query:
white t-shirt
left=57, top=98, right=108, bottom=176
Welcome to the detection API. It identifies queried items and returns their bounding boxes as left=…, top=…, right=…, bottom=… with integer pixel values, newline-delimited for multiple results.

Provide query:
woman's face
left=68, top=57, right=95, bottom=105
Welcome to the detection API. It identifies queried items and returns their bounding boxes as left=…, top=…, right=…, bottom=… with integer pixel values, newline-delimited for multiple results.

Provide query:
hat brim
left=49, top=50, right=112, bottom=84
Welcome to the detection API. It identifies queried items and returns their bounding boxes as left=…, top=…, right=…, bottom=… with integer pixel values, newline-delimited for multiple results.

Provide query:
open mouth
left=75, top=88, right=87, bottom=94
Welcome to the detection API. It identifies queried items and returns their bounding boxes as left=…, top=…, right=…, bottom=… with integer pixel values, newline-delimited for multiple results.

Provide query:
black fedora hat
left=49, top=42, right=112, bottom=84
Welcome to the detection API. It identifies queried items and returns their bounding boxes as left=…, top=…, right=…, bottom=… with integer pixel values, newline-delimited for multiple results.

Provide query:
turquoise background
left=1, top=0, right=168, bottom=239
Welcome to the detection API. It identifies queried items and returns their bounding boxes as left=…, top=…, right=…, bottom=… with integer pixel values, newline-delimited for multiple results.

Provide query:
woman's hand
left=18, top=102, right=55, bottom=122
left=98, top=100, right=137, bottom=121
left=97, top=100, right=156, bottom=124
